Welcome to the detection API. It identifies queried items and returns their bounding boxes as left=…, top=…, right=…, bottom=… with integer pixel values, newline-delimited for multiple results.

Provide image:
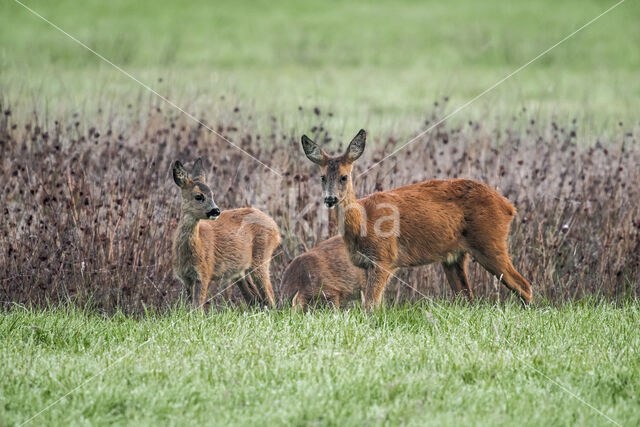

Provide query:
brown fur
left=281, top=236, right=365, bottom=309
left=301, top=130, right=533, bottom=309
left=172, top=159, right=281, bottom=308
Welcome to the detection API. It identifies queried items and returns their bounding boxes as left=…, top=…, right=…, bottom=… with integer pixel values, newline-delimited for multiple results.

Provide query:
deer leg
left=250, top=265, right=276, bottom=308
left=181, top=277, right=194, bottom=305
left=244, top=274, right=265, bottom=306
left=363, top=265, right=393, bottom=310
left=472, top=246, right=532, bottom=304
left=245, top=275, right=261, bottom=298
left=330, top=294, right=341, bottom=309
left=192, top=277, right=210, bottom=309
left=291, top=291, right=306, bottom=311
left=442, top=253, right=474, bottom=301
left=237, top=278, right=257, bottom=306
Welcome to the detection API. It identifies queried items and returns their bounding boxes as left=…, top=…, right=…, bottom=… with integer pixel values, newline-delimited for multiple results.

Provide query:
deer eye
left=194, top=194, right=205, bottom=202
left=321, top=175, right=326, bottom=184
left=341, top=175, right=348, bottom=183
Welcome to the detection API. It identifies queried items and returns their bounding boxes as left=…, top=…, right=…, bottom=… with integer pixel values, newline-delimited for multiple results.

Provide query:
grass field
left=2, top=303, right=639, bottom=426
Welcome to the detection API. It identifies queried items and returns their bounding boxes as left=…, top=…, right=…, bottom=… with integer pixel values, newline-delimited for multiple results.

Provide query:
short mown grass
left=2, top=302, right=638, bottom=426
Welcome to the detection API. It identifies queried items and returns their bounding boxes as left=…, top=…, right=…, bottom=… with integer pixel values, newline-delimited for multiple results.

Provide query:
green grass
left=2, top=303, right=639, bottom=426
left=2, top=0, right=639, bottom=134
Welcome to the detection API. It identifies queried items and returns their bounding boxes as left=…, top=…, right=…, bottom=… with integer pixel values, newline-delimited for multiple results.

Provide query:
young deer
left=172, top=159, right=281, bottom=309
left=281, top=236, right=365, bottom=310
left=301, top=129, right=532, bottom=309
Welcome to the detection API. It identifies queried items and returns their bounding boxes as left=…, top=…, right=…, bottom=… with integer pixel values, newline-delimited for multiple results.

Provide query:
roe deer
left=281, top=236, right=365, bottom=309
left=301, top=129, right=532, bottom=309
left=172, top=158, right=281, bottom=309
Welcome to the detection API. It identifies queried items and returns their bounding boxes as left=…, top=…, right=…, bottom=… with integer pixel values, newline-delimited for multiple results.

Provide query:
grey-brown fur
left=172, top=159, right=281, bottom=308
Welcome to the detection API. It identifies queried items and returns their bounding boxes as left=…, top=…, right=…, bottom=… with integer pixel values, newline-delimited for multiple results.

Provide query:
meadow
left=2, top=303, right=639, bottom=426
left=1, top=0, right=640, bottom=425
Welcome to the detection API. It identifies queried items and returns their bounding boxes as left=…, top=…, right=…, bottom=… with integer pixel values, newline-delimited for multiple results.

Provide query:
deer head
left=172, top=158, right=220, bottom=220
left=301, top=129, right=366, bottom=208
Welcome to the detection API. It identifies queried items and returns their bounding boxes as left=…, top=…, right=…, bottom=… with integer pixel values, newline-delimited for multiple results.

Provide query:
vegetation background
left=1, top=0, right=639, bottom=425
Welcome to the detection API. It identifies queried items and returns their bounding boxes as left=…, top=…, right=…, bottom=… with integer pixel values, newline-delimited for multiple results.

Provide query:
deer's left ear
left=191, top=158, right=206, bottom=182
left=173, top=160, right=190, bottom=188
left=344, top=129, right=366, bottom=163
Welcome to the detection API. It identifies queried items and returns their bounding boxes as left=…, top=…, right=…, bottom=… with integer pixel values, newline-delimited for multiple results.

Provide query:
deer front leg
left=192, top=276, right=210, bottom=309
left=181, top=277, right=194, bottom=304
left=179, top=272, right=198, bottom=307
left=362, top=265, right=393, bottom=310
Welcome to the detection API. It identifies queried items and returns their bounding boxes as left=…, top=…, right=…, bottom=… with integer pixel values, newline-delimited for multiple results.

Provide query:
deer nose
left=207, top=207, right=221, bottom=219
left=324, top=196, right=338, bottom=208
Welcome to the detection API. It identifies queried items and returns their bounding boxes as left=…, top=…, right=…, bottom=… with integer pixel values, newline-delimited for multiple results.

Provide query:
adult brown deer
left=172, top=159, right=281, bottom=309
left=301, top=129, right=532, bottom=309
left=281, top=236, right=365, bottom=309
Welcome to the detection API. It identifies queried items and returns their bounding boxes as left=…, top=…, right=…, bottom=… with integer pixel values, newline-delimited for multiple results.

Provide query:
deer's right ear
left=301, top=135, right=327, bottom=166
left=191, top=158, right=206, bottom=183
left=172, top=161, right=190, bottom=188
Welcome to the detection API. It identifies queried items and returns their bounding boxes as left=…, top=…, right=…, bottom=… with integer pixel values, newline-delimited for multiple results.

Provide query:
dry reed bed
left=1, top=101, right=638, bottom=313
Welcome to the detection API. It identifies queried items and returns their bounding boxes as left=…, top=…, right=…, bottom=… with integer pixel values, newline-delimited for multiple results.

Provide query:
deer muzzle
left=206, top=207, right=221, bottom=219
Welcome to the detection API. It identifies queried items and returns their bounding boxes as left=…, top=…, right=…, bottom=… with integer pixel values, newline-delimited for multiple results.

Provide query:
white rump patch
left=443, top=252, right=461, bottom=265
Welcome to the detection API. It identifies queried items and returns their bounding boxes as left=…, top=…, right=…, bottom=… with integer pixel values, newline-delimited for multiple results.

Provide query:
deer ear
left=301, top=135, right=327, bottom=166
left=191, top=158, right=206, bottom=182
left=345, top=129, right=366, bottom=163
left=173, top=161, right=190, bottom=188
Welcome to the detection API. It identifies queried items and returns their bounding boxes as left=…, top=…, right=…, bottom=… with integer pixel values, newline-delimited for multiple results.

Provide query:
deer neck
left=173, top=213, right=203, bottom=262
left=338, top=185, right=362, bottom=242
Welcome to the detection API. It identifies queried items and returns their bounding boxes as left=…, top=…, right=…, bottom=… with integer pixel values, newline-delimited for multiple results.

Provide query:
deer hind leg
left=363, top=264, right=393, bottom=310
left=238, top=277, right=260, bottom=306
left=442, top=253, right=474, bottom=301
left=291, top=291, right=306, bottom=311
left=330, top=294, right=341, bottom=309
left=249, top=264, right=276, bottom=308
left=472, top=244, right=532, bottom=304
